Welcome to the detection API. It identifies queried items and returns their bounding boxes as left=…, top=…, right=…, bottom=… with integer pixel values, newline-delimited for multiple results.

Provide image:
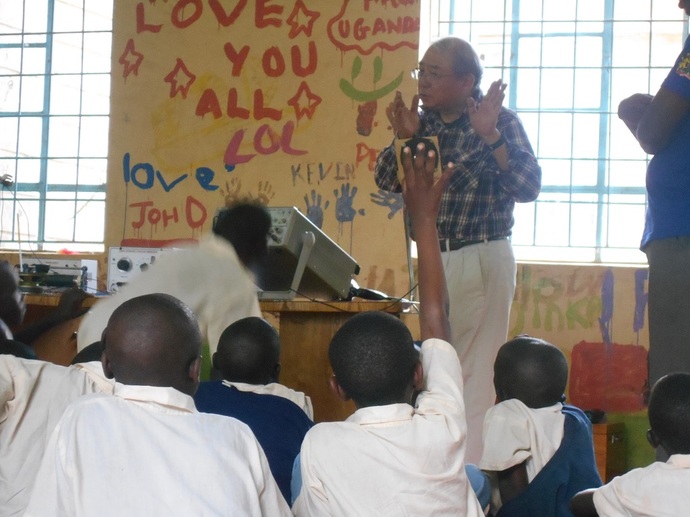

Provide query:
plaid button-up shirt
left=375, top=107, right=541, bottom=241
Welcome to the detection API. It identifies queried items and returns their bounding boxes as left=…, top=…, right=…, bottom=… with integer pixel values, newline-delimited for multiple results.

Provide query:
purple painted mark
left=333, top=183, right=363, bottom=223
left=598, top=268, right=614, bottom=346
left=370, top=189, right=403, bottom=219
left=304, top=189, right=329, bottom=229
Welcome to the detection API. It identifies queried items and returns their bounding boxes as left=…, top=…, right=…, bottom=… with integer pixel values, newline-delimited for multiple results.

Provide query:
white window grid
left=0, top=0, right=112, bottom=253
left=423, top=0, right=690, bottom=263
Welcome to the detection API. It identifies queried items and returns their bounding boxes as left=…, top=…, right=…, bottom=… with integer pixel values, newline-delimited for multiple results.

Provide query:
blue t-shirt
left=194, top=381, right=313, bottom=503
left=641, top=35, right=690, bottom=248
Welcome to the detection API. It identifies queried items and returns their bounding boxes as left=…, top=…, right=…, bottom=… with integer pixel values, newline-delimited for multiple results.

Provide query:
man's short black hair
left=648, top=372, right=690, bottom=454
left=212, top=202, right=271, bottom=269
left=329, top=311, right=419, bottom=408
left=494, top=335, right=568, bottom=408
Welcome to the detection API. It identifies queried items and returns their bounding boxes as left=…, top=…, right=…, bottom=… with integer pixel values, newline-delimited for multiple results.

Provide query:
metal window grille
left=0, top=0, right=112, bottom=253
left=424, top=0, right=689, bottom=263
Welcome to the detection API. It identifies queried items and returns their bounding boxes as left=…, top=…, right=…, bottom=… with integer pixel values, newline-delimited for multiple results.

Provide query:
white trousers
left=442, top=238, right=516, bottom=464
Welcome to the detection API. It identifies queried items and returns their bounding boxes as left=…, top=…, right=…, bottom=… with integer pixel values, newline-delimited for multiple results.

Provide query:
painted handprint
left=304, top=189, right=329, bottom=229
left=254, top=180, right=275, bottom=206
left=220, top=177, right=242, bottom=207
left=370, top=189, right=403, bottom=219
left=333, top=182, right=363, bottom=223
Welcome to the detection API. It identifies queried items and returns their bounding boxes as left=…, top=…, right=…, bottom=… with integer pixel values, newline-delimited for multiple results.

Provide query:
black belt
left=439, top=236, right=507, bottom=252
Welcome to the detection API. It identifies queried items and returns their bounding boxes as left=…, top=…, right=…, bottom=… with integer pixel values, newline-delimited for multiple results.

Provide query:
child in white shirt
left=292, top=144, right=485, bottom=516
left=571, top=372, right=690, bottom=517
left=480, top=336, right=601, bottom=516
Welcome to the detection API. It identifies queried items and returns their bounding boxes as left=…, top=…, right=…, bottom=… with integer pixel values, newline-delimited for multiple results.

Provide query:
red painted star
left=287, top=81, right=322, bottom=120
left=286, top=0, right=320, bottom=39
left=118, top=39, right=144, bottom=79
left=163, top=58, right=196, bottom=99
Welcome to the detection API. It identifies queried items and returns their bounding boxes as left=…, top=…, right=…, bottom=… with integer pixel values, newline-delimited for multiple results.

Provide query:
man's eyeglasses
left=410, top=68, right=455, bottom=82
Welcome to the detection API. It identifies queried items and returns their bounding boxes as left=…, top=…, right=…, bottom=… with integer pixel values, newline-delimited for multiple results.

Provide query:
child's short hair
left=215, top=317, right=280, bottom=384
left=494, top=335, right=568, bottom=408
left=648, top=372, right=690, bottom=454
left=329, top=311, right=419, bottom=408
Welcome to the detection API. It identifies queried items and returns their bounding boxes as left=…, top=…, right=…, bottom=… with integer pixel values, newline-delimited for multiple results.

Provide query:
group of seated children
left=23, top=292, right=292, bottom=516
left=2, top=145, right=690, bottom=516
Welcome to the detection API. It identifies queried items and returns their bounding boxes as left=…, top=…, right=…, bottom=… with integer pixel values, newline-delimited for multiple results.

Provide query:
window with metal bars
left=423, top=0, right=689, bottom=263
left=0, top=0, right=112, bottom=253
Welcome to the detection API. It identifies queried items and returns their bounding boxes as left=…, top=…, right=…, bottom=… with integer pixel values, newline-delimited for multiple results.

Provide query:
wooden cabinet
left=593, top=422, right=626, bottom=482
left=260, top=300, right=404, bottom=423
left=20, top=294, right=97, bottom=366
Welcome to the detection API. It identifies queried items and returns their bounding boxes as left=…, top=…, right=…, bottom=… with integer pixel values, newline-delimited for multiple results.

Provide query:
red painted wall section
left=569, top=340, right=648, bottom=412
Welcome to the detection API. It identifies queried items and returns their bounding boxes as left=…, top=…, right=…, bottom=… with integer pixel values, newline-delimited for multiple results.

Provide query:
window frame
left=422, top=0, right=690, bottom=264
left=0, top=0, right=112, bottom=253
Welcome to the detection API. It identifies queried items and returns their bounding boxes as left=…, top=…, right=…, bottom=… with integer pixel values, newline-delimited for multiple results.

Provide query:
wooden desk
left=21, top=294, right=97, bottom=366
left=23, top=295, right=404, bottom=423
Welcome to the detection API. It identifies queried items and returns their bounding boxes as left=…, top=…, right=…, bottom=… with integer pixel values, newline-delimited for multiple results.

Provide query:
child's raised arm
left=400, top=144, right=452, bottom=342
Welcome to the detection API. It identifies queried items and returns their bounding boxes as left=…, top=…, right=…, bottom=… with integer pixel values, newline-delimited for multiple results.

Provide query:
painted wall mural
left=511, top=263, right=648, bottom=414
left=107, top=5, right=652, bottom=460
left=107, top=0, right=420, bottom=295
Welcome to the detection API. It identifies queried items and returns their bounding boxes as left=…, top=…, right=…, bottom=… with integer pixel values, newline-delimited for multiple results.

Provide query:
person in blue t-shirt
left=194, top=317, right=313, bottom=503
left=617, top=0, right=690, bottom=420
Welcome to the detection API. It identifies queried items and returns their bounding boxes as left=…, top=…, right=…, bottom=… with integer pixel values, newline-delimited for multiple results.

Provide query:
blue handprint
left=370, top=189, right=403, bottom=219
left=304, top=189, right=329, bottom=229
left=333, top=183, right=361, bottom=223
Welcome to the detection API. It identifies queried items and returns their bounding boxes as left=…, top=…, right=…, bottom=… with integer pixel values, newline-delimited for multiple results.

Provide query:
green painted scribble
left=373, top=56, right=383, bottom=83
left=351, top=56, right=362, bottom=82
left=340, top=71, right=403, bottom=102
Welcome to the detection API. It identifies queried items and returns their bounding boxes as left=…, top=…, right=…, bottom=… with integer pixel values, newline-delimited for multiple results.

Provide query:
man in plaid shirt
left=375, top=36, right=541, bottom=464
